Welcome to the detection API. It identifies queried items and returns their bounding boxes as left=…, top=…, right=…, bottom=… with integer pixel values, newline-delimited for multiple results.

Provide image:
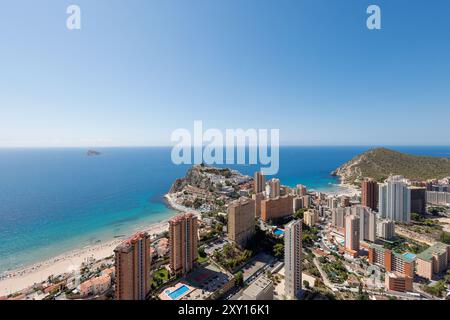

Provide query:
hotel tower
left=169, top=212, right=198, bottom=276
left=284, top=219, right=302, bottom=299
left=114, top=232, right=151, bottom=300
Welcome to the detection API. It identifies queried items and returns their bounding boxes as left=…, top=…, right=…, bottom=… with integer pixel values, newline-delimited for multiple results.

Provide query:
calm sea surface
left=0, top=146, right=449, bottom=273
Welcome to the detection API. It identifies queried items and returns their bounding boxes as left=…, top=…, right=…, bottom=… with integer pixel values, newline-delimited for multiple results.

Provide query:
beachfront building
left=415, top=242, right=450, bottom=280
left=169, top=213, right=198, bottom=276
left=344, top=215, right=360, bottom=257
left=227, top=197, right=255, bottom=248
left=114, top=232, right=151, bottom=300
left=284, top=219, right=302, bottom=299
left=379, top=175, right=411, bottom=223
left=80, top=274, right=112, bottom=297
left=361, top=178, right=378, bottom=211
left=296, top=184, right=307, bottom=197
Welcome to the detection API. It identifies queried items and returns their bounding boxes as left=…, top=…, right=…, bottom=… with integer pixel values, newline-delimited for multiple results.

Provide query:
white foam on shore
left=0, top=192, right=202, bottom=296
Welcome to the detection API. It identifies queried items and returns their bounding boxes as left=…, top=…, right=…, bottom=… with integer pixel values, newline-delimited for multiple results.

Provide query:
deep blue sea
left=0, top=146, right=449, bottom=273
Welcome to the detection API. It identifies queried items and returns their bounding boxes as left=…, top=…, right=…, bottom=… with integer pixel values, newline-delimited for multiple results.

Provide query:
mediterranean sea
left=0, top=146, right=449, bottom=273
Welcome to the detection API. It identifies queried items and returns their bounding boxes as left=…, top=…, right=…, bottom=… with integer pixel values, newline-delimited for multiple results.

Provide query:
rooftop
left=416, top=242, right=449, bottom=262
left=369, top=244, right=415, bottom=263
left=242, top=275, right=273, bottom=297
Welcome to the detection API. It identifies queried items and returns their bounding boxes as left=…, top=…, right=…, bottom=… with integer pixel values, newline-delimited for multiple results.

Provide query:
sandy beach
left=0, top=193, right=198, bottom=297
left=324, top=182, right=360, bottom=197
left=0, top=219, right=170, bottom=296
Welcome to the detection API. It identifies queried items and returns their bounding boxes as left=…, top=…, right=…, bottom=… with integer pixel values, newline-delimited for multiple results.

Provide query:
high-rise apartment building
left=169, top=213, right=198, bottom=276
left=254, top=171, right=265, bottom=194
left=361, top=178, right=378, bottom=211
left=268, top=178, right=281, bottom=199
left=293, top=196, right=304, bottom=212
left=379, top=175, right=411, bottom=223
left=296, top=184, right=307, bottom=197
left=304, top=209, right=319, bottom=227
left=353, top=205, right=377, bottom=243
left=340, top=196, right=350, bottom=208
left=328, top=197, right=339, bottom=210
left=426, top=191, right=450, bottom=206
left=331, top=207, right=346, bottom=229
left=252, top=192, right=265, bottom=217
left=114, top=232, right=151, bottom=300
left=284, top=219, right=302, bottom=299
left=227, top=197, right=255, bottom=248
left=260, top=195, right=294, bottom=222
left=410, top=187, right=427, bottom=215
left=345, top=215, right=360, bottom=256
left=376, top=219, right=395, bottom=240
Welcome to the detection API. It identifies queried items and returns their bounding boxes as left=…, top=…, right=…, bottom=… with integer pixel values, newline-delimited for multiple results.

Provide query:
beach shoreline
left=0, top=219, right=170, bottom=296
left=0, top=193, right=200, bottom=296
left=0, top=181, right=352, bottom=296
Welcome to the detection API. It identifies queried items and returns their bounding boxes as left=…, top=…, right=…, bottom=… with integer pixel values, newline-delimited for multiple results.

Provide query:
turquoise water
left=274, top=229, right=285, bottom=236
left=167, top=285, right=190, bottom=300
left=403, top=253, right=417, bottom=261
left=0, top=146, right=449, bottom=273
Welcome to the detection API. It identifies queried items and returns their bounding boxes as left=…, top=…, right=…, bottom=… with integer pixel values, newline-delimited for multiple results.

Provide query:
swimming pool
left=166, top=285, right=190, bottom=300
left=274, top=228, right=284, bottom=236
left=403, top=253, right=416, bottom=261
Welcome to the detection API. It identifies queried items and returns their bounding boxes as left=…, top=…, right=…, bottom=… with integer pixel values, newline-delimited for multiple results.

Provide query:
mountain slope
left=331, top=148, right=450, bottom=185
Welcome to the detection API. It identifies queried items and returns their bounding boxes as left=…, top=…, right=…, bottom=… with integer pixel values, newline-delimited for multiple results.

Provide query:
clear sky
left=1, top=0, right=449, bottom=147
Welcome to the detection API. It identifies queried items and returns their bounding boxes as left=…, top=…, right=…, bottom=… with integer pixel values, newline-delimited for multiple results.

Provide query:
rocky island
left=87, top=149, right=102, bottom=156
left=332, top=147, right=450, bottom=185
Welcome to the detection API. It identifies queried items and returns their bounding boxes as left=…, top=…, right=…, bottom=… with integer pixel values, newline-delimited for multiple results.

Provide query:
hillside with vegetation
left=331, top=148, right=450, bottom=185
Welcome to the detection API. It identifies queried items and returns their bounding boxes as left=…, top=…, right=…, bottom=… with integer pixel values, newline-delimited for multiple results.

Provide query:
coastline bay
left=0, top=146, right=449, bottom=278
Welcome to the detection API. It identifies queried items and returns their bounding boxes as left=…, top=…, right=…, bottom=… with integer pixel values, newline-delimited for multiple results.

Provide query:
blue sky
left=0, top=0, right=449, bottom=147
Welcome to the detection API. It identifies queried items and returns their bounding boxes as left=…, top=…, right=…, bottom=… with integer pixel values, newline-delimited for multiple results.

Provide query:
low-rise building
left=415, top=242, right=450, bottom=280
left=242, top=275, right=274, bottom=300
left=385, top=272, right=413, bottom=293
left=368, top=244, right=415, bottom=277
left=80, top=274, right=111, bottom=297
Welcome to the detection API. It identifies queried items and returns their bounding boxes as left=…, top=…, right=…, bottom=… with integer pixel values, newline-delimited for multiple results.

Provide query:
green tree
left=303, top=280, right=310, bottom=289
left=273, top=243, right=284, bottom=258
left=198, top=246, right=206, bottom=258
left=235, top=271, right=244, bottom=287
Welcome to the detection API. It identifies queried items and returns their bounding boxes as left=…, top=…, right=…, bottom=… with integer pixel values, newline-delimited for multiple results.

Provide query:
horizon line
left=0, top=144, right=449, bottom=149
